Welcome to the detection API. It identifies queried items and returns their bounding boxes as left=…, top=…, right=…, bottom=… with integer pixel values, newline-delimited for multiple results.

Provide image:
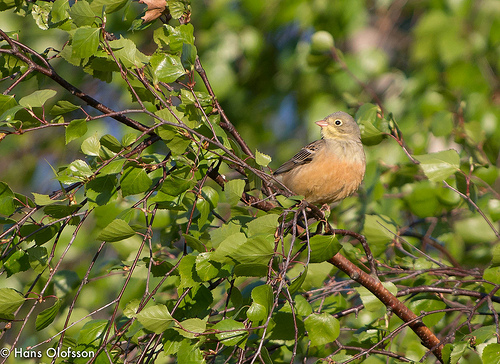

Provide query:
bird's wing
left=273, top=139, right=324, bottom=175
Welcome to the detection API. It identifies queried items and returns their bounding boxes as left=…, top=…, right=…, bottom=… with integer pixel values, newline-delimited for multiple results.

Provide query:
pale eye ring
left=335, top=119, right=342, bottom=126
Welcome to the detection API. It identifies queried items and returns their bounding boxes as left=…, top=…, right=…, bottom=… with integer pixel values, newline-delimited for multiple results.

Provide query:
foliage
left=0, top=0, right=499, bottom=363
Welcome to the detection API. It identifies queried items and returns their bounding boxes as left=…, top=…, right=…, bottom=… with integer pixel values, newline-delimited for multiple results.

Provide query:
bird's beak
left=315, top=120, right=328, bottom=128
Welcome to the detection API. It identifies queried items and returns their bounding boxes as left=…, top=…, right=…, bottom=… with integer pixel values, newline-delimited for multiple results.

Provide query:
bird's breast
left=282, top=140, right=365, bottom=204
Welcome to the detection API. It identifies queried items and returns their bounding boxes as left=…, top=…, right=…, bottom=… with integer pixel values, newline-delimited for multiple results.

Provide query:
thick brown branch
left=329, top=253, right=443, bottom=362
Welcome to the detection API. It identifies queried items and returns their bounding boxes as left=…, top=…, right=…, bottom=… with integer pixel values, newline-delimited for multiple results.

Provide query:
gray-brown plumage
left=274, top=111, right=366, bottom=205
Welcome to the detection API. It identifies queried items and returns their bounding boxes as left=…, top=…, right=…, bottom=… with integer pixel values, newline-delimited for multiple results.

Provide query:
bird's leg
left=320, top=203, right=330, bottom=214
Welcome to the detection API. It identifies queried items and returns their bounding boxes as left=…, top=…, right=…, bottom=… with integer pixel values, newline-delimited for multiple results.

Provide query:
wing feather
left=274, top=139, right=324, bottom=175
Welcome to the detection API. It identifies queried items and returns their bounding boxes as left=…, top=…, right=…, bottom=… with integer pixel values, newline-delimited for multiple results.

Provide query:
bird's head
left=316, top=111, right=361, bottom=141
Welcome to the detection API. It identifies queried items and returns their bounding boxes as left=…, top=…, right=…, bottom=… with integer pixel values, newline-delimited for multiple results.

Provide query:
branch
left=329, top=252, right=443, bottom=362
left=0, top=29, right=154, bottom=135
left=194, top=57, right=255, bottom=157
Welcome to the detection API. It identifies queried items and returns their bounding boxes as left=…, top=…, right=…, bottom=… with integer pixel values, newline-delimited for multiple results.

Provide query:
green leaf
left=210, top=232, right=247, bottom=264
left=183, top=234, right=205, bottom=253
left=100, top=134, right=122, bottom=153
left=0, top=0, right=18, bottom=11
left=96, top=219, right=135, bottom=242
left=212, top=319, right=248, bottom=347
left=455, top=215, right=497, bottom=244
left=120, top=166, right=152, bottom=197
left=81, top=133, right=101, bottom=156
left=69, top=0, right=97, bottom=27
left=469, top=325, right=497, bottom=345
left=86, top=175, right=118, bottom=207
left=167, top=0, right=185, bottom=19
left=177, top=340, right=204, bottom=363
left=44, top=205, right=80, bottom=219
left=161, top=175, right=193, bottom=198
left=482, top=343, right=500, bottom=364
left=483, top=266, right=500, bottom=284
left=195, top=252, right=220, bottom=281
left=444, top=342, right=468, bottom=364
left=165, top=23, right=194, bottom=52
left=36, top=299, right=61, bottom=331
left=247, top=284, right=273, bottom=322
left=288, top=267, right=307, bottom=295
left=231, top=235, right=275, bottom=265
left=414, top=150, right=460, bottom=182
left=294, top=295, right=313, bottom=317
left=0, top=288, right=25, bottom=315
left=32, top=192, right=62, bottom=206
left=72, top=26, right=101, bottom=58
left=430, top=110, right=454, bottom=137
left=308, top=234, right=342, bottom=263
left=175, top=318, right=206, bottom=339
left=121, top=133, right=137, bottom=147
left=67, top=159, right=94, bottom=179
left=27, top=246, right=48, bottom=273
left=3, top=250, right=30, bottom=277
left=304, top=313, right=340, bottom=347
left=0, top=181, right=15, bottom=215
left=209, top=220, right=241, bottom=247
left=233, top=264, right=268, bottom=277
left=150, top=53, right=186, bottom=84
left=0, top=105, right=24, bottom=124
left=52, top=0, right=71, bottom=24
left=409, top=298, right=446, bottom=327
left=136, top=304, right=174, bottom=334
left=19, top=89, right=57, bottom=109
left=181, top=43, right=197, bottom=70
left=356, top=103, right=385, bottom=145
left=178, top=254, right=198, bottom=288
left=109, top=37, right=150, bottom=68
left=32, top=3, right=51, bottom=30
left=268, top=311, right=304, bottom=340
left=90, top=0, right=128, bottom=13
left=19, top=224, right=60, bottom=246
left=224, top=179, right=245, bottom=206
left=156, top=123, right=191, bottom=155
left=65, top=119, right=87, bottom=144
left=52, top=100, right=80, bottom=116
left=255, top=149, right=272, bottom=167
left=76, top=319, right=108, bottom=349
left=0, top=94, right=17, bottom=115
left=196, top=186, right=218, bottom=227
left=491, top=243, right=500, bottom=267
left=246, top=214, right=279, bottom=237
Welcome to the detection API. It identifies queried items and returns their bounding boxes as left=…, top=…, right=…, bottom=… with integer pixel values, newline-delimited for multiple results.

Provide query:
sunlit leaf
left=305, top=313, right=340, bottom=347
left=19, top=89, right=57, bottom=109
left=136, top=305, right=174, bottom=334
left=150, top=53, right=186, bottom=83
left=120, top=166, right=152, bottom=197
left=212, top=319, right=248, bottom=347
left=255, top=149, right=272, bottom=167
left=96, top=219, right=135, bottom=242
left=247, top=284, right=273, bottom=322
left=36, top=299, right=61, bottom=331
left=0, top=288, right=25, bottom=315
left=308, top=234, right=341, bottom=263
left=415, top=150, right=460, bottom=182
left=72, top=26, right=100, bottom=58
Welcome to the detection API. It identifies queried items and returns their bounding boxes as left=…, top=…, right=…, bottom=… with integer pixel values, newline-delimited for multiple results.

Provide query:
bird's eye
left=335, top=119, right=342, bottom=126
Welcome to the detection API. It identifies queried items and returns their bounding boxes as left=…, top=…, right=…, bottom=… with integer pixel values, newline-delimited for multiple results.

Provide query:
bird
left=273, top=111, right=366, bottom=205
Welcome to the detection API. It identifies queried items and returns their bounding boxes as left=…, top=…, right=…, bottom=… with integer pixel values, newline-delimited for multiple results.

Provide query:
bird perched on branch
left=273, top=111, right=366, bottom=205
